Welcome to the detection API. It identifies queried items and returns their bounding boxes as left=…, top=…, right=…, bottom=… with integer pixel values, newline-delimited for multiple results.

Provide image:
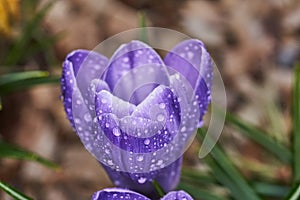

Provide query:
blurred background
left=0, top=0, right=300, bottom=199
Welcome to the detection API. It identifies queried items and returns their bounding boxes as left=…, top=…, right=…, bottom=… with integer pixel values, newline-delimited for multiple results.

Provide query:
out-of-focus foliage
left=0, top=181, right=33, bottom=200
left=179, top=64, right=300, bottom=200
left=0, top=0, right=59, bottom=67
left=0, top=0, right=20, bottom=36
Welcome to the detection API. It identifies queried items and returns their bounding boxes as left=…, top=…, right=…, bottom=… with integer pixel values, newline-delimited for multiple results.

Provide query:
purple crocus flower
left=91, top=188, right=193, bottom=200
left=61, top=39, right=213, bottom=197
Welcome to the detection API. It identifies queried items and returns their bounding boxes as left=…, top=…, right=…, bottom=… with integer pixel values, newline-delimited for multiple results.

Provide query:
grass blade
left=0, top=140, right=59, bottom=170
left=198, top=129, right=262, bottom=200
left=0, top=71, right=59, bottom=95
left=286, top=182, right=300, bottom=200
left=138, top=12, right=148, bottom=43
left=226, top=112, right=292, bottom=163
left=4, top=1, right=54, bottom=65
left=152, top=180, right=166, bottom=197
left=0, top=180, right=33, bottom=200
left=181, top=168, right=217, bottom=185
left=0, top=71, right=48, bottom=85
left=293, top=63, right=300, bottom=182
left=177, top=182, right=227, bottom=200
left=253, top=182, right=289, bottom=198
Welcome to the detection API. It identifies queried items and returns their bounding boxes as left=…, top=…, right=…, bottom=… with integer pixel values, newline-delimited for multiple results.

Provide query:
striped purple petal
left=61, top=50, right=108, bottom=128
left=102, top=158, right=182, bottom=198
left=161, top=190, right=194, bottom=200
left=104, top=40, right=168, bottom=105
left=91, top=188, right=150, bottom=200
left=95, top=85, right=180, bottom=154
left=164, top=39, right=213, bottom=125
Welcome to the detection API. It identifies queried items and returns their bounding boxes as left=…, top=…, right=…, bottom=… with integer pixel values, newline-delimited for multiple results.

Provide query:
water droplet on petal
left=84, top=113, right=92, bottom=122
left=159, top=103, right=165, bottom=109
left=101, top=98, right=107, bottom=104
left=112, top=127, right=121, bottom=136
left=144, top=139, right=150, bottom=145
left=76, top=100, right=82, bottom=105
left=157, top=159, right=163, bottom=166
left=187, top=51, right=194, bottom=59
left=156, top=114, right=165, bottom=122
left=137, top=155, right=144, bottom=162
left=107, top=160, right=113, bottom=165
left=138, top=177, right=147, bottom=184
left=105, top=123, right=110, bottom=128
left=74, top=118, right=81, bottom=124
left=181, top=126, right=187, bottom=132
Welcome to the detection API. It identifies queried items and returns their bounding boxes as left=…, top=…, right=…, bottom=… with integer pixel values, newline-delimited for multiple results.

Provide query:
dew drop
left=84, top=113, right=92, bottom=122
left=159, top=103, right=166, bottom=109
left=105, top=149, right=110, bottom=154
left=157, top=159, right=163, bottom=166
left=156, top=114, right=165, bottom=122
left=144, top=139, right=150, bottom=145
left=187, top=51, right=194, bottom=59
left=112, top=127, right=121, bottom=136
left=138, top=177, right=147, bottom=184
left=137, top=155, right=144, bottom=162
left=123, top=57, right=129, bottom=62
left=76, top=100, right=82, bottom=105
left=74, top=118, right=81, bottom=124
left=105, top=123, right=110, bottom=128
left=107, top=160, right=113, bottom=165
left=101, top=98, right=107, bottom=104
left=181, top=126, right=187, bottom=132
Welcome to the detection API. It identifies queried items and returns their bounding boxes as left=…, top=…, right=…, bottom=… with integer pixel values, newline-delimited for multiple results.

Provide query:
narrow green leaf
left=177, top=182, right=227, bottom=200
left=293, top=63, right=300, bottom=182
left=226, top=112, right=292, bottom=163
left=286, top=182, right=300, bottom=200
left=181, top=167, right=289, bottom=198
left=0, top=140, right=59, bottom=170
left=4, top=1, right=54, bottom=65
left=152, top=180, right=166, bottom=197
left=181, top=168, right=217, bottom=185
left=138, top=12, right=148, bottom=43
left=0, top=71, right=59, bottom=95
left=0, top=71, right=49, bottom=85
left=0, top=180, right=33, bottom=200
left=198, top=129, right=262, bottom=200
left=253, top=182, right=289, bottom=198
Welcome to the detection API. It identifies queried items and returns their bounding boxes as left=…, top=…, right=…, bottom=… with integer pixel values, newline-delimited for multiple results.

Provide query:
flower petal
left=161, top=190, right=194, bottom=200
left=91, top=188, right=150, bottom=200
left=102, top=158, right=182, bottom=198
left=164, top=39, right=213, bottom=90
left=95, top=85, right=180, bottom=154
left=61, top=49, right=108, bottom=127
left=165, top=40, right=213, bottom=125
left=104, top=40, right=169, bottom=105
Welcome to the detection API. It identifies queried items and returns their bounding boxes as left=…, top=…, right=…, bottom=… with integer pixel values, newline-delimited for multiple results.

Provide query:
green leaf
left=293, top=63, right=300, bottom=183
left=181, top=168, right=217, bottom=185
left=177, top=182, right=227, bottom=200
left=286, top=182, right=300, bottom=200
left=198, top=129, right=262, bottom=200
left=253, top=182, right=289, bottom=198
left=0, top=180, right=33, bottom=200
left=4, top=1, right=54, bottom=65
left=152, top=180, right=166, bottom=197
left=138, top=12, right=148, bottom=43
left=0, top=140, right=59, bottom=170
left=0, top=71, right=48, bottom=85
left=225, top=112, right=292, bottom=164
left=0, top=71, right=59, bottom=96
